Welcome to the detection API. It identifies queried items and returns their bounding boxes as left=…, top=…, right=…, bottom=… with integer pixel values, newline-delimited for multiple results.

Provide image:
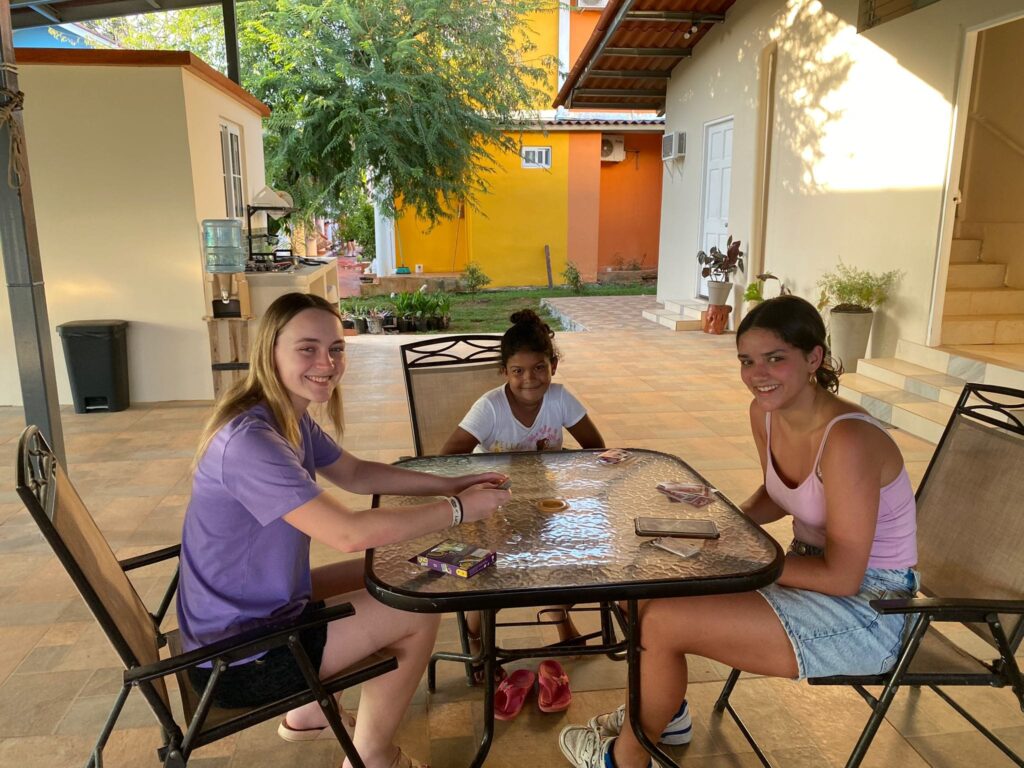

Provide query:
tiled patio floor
left=1, top=296, right=1020, bottom=767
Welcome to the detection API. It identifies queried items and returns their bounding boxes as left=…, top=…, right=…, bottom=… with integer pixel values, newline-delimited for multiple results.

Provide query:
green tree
left=88, top=0, right=554, bottom=225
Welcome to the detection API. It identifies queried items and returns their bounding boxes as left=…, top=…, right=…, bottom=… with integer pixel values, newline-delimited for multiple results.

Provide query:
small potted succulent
left=697, top=237, right=745, bottom=306
left=817, top=263, right=902, bottom=373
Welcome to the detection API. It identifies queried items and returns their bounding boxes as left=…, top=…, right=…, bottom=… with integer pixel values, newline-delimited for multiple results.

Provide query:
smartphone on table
left=634, top=516, right=719, bottom=539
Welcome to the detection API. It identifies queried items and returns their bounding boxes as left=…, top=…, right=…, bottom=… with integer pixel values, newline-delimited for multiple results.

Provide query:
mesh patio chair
left=16, top=426, right=397, bottom=768
left=400, top=334, right=505, bottom=457
left=399, top=335, right=624, bottom=687
left=713, top=383, right=1024, bottom=768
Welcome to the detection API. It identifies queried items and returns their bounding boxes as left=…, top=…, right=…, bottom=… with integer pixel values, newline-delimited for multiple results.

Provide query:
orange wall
left=597, top=133, right=663, bottom=272
left=568, top=133, right=601, bottom=282
left=570, top=10, right=600, bottom=71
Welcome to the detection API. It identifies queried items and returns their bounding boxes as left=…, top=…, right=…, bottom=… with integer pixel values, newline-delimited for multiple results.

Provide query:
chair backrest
left=400, top=334, right=503, bottom=456
left=915, top=384, right=1024, bottom=651
left=16, top=426, right=170, bottom=709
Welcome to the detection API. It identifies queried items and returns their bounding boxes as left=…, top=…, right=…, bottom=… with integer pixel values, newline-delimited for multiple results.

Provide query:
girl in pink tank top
left=561, top=295, right=920, bottom=768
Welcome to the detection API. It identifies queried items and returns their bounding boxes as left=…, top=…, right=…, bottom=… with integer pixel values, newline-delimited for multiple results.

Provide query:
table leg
left=627, top=599, right=680, bottom=768
left=469, top=608, right=497, bottom=768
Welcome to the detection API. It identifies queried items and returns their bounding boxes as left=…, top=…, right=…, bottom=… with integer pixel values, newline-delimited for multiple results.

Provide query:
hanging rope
left=0, top=62, right=27, bottom=188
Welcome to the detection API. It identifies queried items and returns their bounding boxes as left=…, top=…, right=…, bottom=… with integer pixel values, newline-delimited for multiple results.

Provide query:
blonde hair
left=194, top=293, right=345, bottom=465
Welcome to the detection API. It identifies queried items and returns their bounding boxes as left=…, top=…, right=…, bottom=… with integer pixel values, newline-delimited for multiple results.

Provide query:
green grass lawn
left=447, top=284, right=652, bottom=333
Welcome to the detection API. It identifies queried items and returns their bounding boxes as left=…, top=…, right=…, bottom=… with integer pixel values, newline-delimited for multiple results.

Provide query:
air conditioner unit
left=661, top=131, right=686, bottom=161
left=577, top=0, right=609, bottom=9
left=600, top=134, right=626, bottom=162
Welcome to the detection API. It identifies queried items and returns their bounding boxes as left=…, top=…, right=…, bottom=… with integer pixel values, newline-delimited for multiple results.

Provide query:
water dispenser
left=202, top=219, right=246, bottom=303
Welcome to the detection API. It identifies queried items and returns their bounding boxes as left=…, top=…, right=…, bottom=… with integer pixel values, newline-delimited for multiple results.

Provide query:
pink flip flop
left=494, top=668, right=536, bottom=721
left=537, top=659, right=571, bottom=713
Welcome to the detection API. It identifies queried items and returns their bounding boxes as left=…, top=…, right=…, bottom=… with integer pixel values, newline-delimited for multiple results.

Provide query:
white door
left=698, top=118, right=733, bottom=298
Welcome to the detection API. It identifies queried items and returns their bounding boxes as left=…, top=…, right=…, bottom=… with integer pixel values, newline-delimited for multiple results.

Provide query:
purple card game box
left=411, top=539, right=497, bottom=578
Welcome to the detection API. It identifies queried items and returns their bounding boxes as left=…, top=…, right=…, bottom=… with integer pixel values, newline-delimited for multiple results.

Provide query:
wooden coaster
left=536, top=498, right=569, bottom=512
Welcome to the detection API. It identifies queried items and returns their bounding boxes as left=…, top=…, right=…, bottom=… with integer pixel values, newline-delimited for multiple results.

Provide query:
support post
left=0, top=0, right=65, bottom=463
left=544, top=244, right=553, bottom=288
left=222, top=0, right=240, bottom=85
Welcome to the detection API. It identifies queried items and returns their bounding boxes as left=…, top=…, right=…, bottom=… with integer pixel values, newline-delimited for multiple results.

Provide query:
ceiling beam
left=569, top=100, right=664, bottom=110
left=588, top=69, right=672, bottom=79
left=28, top=3, right=61, bottom=22
left=623, top=11, right=725, bottom=23
left=575, top=87, right=664, bottom=98
left=602, top=47, right=692, bottom=57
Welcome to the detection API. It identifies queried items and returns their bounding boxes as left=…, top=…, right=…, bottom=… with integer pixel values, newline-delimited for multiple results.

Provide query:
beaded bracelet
left=445, top=495, right=464, bottom=527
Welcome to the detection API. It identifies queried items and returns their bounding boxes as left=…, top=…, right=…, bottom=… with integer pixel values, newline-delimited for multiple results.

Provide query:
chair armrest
left=119, top=544, right=181, bottom=571
left=871, top=596, right=1024, bottom=620
left=124, top=601, right=355, bottom=684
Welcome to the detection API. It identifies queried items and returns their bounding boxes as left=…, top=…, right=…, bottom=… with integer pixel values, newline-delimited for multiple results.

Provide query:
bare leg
left=285, top=585, right=440, bottom=768
left=310, top=558, right=364, bottom=600
left=612, top=591, right=797, bottom=768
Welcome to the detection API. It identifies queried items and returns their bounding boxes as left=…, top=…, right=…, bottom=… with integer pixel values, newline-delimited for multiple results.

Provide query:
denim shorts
left=757, top=547, right=920, bottom=680
left=187, top=601, right=329, bottom=709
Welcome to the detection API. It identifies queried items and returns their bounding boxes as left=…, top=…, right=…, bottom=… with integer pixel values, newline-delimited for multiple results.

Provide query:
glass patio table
left=366, top=449, right=784, bottom=768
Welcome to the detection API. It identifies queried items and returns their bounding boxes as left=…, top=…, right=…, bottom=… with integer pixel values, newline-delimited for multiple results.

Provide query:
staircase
left=942, top=238, right=1024, bottom=344
left=642, top=298, right=705, bottom=331
left=840, top=339, right=1024, bottom=443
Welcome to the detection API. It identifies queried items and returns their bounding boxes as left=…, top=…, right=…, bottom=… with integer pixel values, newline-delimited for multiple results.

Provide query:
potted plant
left=742, top=272, right=789, bottom=315
left=392, top=292, right=416, bottom=332
left=697, top=237, right=745, bottom=306
left=817, top=263, right=902, bottom=373
left=434, top=292, right=452, bottom=329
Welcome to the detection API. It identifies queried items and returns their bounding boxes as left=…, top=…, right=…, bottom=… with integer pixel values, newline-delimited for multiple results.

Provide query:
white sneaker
left=559, top=725, right=613, bottom=768
left=588, top=699, right=692, bottom=746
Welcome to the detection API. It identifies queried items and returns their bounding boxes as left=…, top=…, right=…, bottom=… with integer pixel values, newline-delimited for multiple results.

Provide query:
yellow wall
left=657, top=0, right=1024, bottom=356
left=0, top=60, right=266, bottom=406
left=471, top=133, right=571, bottom=287
left=523, top=6, right=560, bottom=105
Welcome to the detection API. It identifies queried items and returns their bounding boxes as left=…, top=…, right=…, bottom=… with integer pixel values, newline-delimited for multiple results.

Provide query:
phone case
left=634, top=516, right=720, bottom=539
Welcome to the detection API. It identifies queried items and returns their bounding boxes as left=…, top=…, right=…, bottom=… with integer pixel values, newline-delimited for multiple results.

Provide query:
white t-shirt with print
left=459, top=383, right=587, bottom=452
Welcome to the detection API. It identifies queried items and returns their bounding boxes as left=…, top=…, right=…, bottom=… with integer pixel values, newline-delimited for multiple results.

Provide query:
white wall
left=658, top=0, right=1024, bottom=355
left=181, top=68, right=267, bottom=229
left=0, top=63, right=208, bottom=405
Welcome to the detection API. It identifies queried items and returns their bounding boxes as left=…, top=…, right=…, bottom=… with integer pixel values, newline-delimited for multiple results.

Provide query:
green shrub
left=562, top=260, right=585, bottom=294
left=460, top=262, right=491, bottom=293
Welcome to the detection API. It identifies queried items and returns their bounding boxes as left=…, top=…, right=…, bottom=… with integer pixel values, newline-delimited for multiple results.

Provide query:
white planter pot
left=707, top=281, right=733, bottom=306
left=829, top=308, right=874, bottom=373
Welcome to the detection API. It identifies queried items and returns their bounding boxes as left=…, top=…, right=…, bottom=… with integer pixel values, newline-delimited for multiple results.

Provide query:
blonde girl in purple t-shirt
left=179, top=293, right=510, bottom=768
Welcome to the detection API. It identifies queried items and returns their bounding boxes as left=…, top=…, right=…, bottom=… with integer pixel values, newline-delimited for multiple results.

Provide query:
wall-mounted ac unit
left=600, top=134, right=626, bottom=162
left=661, top=131, right=686, bottom=161
left=577, top=0, right=609, bottom=9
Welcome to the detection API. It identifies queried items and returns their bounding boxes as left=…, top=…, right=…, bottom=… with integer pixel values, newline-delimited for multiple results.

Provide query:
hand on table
left=458, top=484, right=512, bottom=524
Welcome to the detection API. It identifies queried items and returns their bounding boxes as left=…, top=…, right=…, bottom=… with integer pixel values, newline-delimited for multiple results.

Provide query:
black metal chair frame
left=713, top=383, right=1024, bottom=768
left=16, top=426, right=397, bottom=768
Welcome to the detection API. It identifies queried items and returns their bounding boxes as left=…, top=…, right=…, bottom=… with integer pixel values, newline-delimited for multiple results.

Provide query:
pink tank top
left=764, top=412, right=917, bottom=569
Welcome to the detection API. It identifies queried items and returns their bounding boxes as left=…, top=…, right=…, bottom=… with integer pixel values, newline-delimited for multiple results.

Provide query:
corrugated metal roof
left=555, top=0, right=738, bottom=112
left=544, top=115, right=666, bottom=127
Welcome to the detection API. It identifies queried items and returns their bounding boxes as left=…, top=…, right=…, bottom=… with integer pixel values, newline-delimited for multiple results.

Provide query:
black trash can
left=56, top=320, right=130, bottom=413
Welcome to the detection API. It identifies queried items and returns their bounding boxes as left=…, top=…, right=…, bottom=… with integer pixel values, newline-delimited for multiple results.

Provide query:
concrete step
left=839, top=339, right=1024, bottom=442
left=944, top=287, right=1024, bottom=315
left=641, top=308, right=702, bottom=331
left=855, top=359, right=965, bottom=407
left=941, top=314, right=1024, bottom=345
left=949, top=238, right=981, bottom=264
left=946, top=262, right=1006, bottom=289
left=662, top=298, right=706, bottom=320
left=838, top=380, right=951, bottom=443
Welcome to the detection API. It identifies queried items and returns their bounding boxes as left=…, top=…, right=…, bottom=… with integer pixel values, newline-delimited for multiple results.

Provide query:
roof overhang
left=554, top=0, right=737, bottom=113
left=9, top=0, right=229, bottom=30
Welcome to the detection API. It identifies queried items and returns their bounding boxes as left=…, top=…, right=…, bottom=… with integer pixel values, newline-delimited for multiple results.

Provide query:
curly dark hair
left=500, top=309, right=558, bottom=367
left=736, top=295, right=842, bottom=393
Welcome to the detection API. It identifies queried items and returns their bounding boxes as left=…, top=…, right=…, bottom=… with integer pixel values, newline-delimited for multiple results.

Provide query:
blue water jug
left=202, top=219, right=246, bottom=273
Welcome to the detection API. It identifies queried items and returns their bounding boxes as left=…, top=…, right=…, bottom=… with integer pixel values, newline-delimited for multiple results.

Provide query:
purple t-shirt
left=177, top=403, right=342, bottom=653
